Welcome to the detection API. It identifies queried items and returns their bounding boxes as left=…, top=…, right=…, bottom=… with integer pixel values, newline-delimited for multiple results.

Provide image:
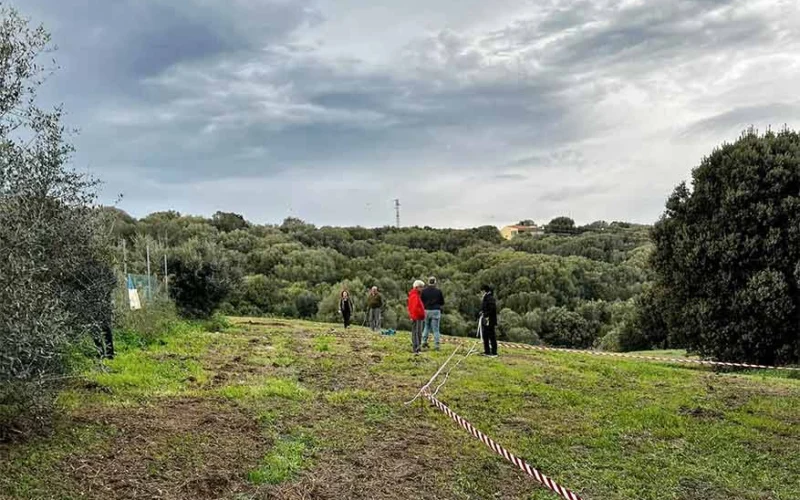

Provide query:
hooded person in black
left=479, top=285, right=498, bottom=357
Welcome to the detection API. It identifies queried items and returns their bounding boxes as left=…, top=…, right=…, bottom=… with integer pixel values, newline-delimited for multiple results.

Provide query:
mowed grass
left=1, top=317, right=798, bottom=500
left=413, top=349, right=800, bottom=499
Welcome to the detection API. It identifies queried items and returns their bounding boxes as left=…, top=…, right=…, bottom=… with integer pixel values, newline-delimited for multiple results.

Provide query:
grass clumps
left=90, top=353, right=206, bottom=397
left=218, top=378, right=310, bottom=402
left=324, top=388, right=372, bottom=406
left=203, top=313, right=231, bottom=333
left=87, top=323, right=212, bottom=399
left=313, top=335, right=334, bottom=352
left=247, top=434, right=315, bottom=485
left=114, top=297, right=181, bottom=349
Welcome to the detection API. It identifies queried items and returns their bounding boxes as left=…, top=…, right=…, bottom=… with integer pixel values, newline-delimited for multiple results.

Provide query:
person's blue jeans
left=422, top=310, right=441, bottom=349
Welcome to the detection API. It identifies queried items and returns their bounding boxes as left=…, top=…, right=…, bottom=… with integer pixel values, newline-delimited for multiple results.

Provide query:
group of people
left=338, top=286, right=383, bottom=331
left=406, top=278, right=498, bottom=357
left=338, top=277, right=499, bottom=357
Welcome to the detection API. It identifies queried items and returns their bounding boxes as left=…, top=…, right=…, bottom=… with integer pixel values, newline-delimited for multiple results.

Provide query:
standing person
left=407, top=280, right=426, bottom=354
left=339, top=290, right=353, bottom=329
left=421, top=276, right=445, bottom=351
left=479, top=285, right=499, bottom=357
left=63, top=257, right=117, bottom=359
left=367, top=286, right=383, bottom=332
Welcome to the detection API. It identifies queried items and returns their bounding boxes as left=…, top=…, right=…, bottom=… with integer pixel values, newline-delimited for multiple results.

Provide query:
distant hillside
left=106, top=209, right=655, bottom=350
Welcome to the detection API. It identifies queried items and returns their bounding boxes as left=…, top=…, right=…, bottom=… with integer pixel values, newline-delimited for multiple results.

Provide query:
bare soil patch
left=64, top=398, right=264, bottom=500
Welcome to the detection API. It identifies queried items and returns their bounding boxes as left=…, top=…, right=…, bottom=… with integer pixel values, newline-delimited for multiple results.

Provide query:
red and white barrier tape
left=440, top=336, right=800, bottom=372
left=502, top=342, right=800, bottom=372
left=424, top=392, right=583, bottom=500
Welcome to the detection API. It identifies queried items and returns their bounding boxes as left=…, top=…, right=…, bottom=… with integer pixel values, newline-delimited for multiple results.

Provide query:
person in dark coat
left=479, top=284, right=498, bottom=357
left=339, top=290, right=353, bottom=329
left=421, top=276, right=445, bottom=350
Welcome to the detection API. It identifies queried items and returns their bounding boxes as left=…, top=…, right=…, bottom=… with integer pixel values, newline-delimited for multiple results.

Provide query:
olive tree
left=0, top=7, right=114, bottom=438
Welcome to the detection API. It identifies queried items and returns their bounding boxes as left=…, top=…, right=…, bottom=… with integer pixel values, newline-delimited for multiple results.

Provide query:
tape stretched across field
left=410, top=335, right=584, bottom=499
left=424, top=392, right=583, bottom=500
left=440, top=337, right=800, bottom=372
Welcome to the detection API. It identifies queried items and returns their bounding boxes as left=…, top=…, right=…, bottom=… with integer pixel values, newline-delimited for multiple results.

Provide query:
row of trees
left=110, top=209, right=655, bottom=351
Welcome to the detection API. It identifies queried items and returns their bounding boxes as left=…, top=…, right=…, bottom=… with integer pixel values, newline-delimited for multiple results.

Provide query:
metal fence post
left=146, top=243, right=152, bottom=301
left=163, top=253, right=168, bottom=297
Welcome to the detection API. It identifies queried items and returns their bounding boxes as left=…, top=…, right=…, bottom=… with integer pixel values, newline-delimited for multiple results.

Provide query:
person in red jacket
left=407, top=280, right=426, bottom=354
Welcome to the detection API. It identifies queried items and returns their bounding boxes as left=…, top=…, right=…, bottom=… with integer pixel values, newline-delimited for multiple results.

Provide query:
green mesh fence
left=127, top=273, right=167, bottom=302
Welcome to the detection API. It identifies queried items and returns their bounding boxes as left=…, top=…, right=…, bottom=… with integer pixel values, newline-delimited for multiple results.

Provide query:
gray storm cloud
left=16, top=0, right=800, bottom=227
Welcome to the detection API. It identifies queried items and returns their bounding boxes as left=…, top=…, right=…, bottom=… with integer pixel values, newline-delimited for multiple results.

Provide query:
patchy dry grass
left=2, top=317, right=799, bottom=500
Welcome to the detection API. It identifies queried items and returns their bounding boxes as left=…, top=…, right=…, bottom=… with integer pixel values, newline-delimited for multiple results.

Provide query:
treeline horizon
left=108, top=209, right=656, bottom=233
left=107, top=208, right=657, bottom=351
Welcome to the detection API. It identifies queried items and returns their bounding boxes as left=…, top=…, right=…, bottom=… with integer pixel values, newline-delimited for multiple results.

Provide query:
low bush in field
left=113, top=293, right=181, bottom=348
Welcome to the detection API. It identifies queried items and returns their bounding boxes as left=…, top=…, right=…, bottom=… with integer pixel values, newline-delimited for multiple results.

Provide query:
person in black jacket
left=421, top=277, right=445, bottom=350
left=339, top=290, right=353, bottom=329
left=479, top=284, right=498, bottom=357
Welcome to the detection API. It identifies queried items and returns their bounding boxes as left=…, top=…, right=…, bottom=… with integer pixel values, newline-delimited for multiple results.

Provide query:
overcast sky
left=17, top=0, right=800, bottom=228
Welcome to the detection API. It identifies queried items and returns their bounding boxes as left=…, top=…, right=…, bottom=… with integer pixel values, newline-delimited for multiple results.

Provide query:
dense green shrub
left=295, top=292, right=320, bottom=319
left=596, top=330, right=621, bottom=352
left=168, top=239, right=239, bottom=319
left=539, top=307, right=595, bottom=348
left=204, top=313, right=232, bottom=333
left=506, top=327, right=541, bottom=345
left=441, top=313, right=470, bottom=338
left=651, top=129, right=800, bottom=365
left=616, top=320, right=650, bottom=352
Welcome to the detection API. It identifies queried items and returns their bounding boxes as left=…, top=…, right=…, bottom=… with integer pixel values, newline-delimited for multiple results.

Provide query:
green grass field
left=2, top=318, right=798, bottom=499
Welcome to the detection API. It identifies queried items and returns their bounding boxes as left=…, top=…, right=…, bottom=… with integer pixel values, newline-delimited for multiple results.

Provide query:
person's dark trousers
left=411, top=320, right=424, bottom=353
left=343, top=312, right=351, bottom=329
left=94, top=324, right=115, bottom=359
left=482, top=324, right=497, bottom=355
